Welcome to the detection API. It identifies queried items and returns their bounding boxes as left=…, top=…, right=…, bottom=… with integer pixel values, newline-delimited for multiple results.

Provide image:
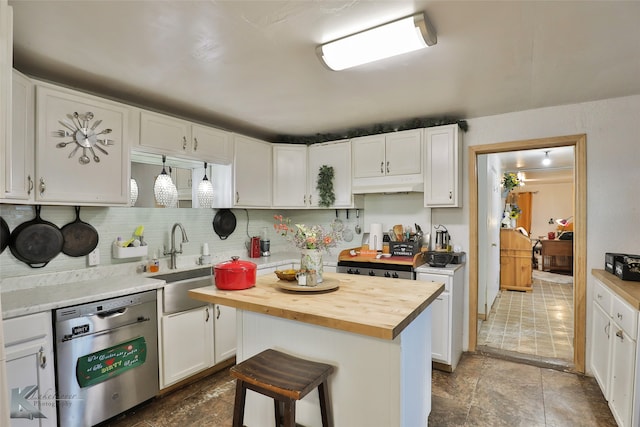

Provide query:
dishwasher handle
left=97, top=307, right=127, bottom=318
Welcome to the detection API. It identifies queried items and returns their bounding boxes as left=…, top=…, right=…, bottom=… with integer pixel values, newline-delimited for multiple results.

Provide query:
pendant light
left=542, top=151, right=551, bottom=166
left=129, top=178, right=139, bottom=206
left=154, top=155, right=178, bottom=207
left=197, top=162, right=214, bottom=208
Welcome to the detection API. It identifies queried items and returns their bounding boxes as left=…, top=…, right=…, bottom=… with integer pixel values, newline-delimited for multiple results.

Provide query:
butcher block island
left=190, top=272, right=444, bottom=426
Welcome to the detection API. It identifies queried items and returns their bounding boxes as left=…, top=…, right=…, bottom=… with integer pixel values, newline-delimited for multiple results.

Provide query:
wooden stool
left=230, top=349, right=335, bottom=427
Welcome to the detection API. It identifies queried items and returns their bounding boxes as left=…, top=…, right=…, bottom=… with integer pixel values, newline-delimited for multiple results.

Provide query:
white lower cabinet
left=3, top=312, right=57, bottom=427
left=214, top=304, right=236, bottom=363
left=160, top=305, right=214, bottom=388
left=590, top=275, right=639, bottom=427
left=417, top=265, right=464, bottom=372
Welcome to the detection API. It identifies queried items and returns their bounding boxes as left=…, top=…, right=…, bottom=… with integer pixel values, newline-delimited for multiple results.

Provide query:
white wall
left=433, top=94, right=640, bottom=374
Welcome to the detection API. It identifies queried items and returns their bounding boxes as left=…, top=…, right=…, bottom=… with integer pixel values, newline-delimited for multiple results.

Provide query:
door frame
left=468, top=134, right=587, bottom=373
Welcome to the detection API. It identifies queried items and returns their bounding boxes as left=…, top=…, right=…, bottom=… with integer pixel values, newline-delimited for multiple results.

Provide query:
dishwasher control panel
left=55, top=290, right=156, bottom=321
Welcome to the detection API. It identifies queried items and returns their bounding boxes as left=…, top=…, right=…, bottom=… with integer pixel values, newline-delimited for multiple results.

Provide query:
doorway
left=468, top=134, right=587, bottom=373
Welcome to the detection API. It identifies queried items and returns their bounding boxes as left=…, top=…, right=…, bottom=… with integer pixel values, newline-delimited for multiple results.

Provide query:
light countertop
left=189, top=272, right=444, bottom=340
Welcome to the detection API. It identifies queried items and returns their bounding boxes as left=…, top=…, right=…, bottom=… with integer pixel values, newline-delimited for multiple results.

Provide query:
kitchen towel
left=370, top=223, right=383, bottom=251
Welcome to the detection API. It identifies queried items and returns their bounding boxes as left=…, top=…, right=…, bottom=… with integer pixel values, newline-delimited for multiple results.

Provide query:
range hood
left=351, top=174, right=424, bottom=194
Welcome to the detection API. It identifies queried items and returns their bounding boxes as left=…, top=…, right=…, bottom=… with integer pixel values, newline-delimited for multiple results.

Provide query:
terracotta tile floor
left=100, top=353, right=615, bottom=427
left=478, top=271, right=574, bottom=361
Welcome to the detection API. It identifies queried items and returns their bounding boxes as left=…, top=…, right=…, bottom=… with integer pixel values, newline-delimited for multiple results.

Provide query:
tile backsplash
left=0, top=204, right=362, bottom=280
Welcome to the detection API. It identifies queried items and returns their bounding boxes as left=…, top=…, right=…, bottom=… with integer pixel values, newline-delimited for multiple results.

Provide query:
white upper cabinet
left=139, top=110, right=190, bottom=154
left=2, top=69, right=34, bottom=202
left=308, top=140, right=355, bottom=208
left=233, top=134, right=272, bottom=207
left=424, top=124, right=461, bottom=207
left=272, top=144, right=308, bottom=208
left=35, top=83, right=132, bottom=205
left=351, top=129, right=423, bottom=193
left=191, top=124, right=232, bottom=164
left=139, top=111, right=232, bottom=164
left=0, top=0, right=11, bottom=199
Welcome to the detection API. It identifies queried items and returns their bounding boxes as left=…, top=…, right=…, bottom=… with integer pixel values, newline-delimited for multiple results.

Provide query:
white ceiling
left=9, top=1, right=640, bottom=142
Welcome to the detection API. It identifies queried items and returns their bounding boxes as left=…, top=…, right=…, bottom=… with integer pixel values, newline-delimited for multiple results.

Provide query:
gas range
left=336, top=248, right=426, bottom=280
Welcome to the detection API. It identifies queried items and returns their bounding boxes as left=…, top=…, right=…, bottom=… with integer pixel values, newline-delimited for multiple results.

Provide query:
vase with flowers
left=273, top=215, right=342, bottom=284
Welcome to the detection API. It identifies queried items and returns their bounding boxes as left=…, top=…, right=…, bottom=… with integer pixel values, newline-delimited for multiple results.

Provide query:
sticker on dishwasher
left=76, top=337, right=147, bottom=388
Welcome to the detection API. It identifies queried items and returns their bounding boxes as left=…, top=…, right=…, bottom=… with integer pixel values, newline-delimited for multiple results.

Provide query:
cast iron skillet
left=0, top=216, right=9, bottom=254
left=61, top=206, right=99, bottom=257
left=9, top=205, right=64, bottom=268
left=213, top=209, right=237, bottom=240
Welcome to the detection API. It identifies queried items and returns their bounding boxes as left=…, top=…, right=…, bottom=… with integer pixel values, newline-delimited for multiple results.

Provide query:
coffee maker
left=434, top=224, right=451, bottom=252
left=260, top=227, right=270, bottom=257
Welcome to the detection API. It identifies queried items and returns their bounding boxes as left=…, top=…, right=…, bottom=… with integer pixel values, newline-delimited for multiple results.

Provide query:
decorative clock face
left=54, top=112, right=114, bottom=165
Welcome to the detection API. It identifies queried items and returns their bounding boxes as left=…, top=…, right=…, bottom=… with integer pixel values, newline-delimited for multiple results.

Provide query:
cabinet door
left=272, top=144, right=307, bottom=207
left=609, top=325, right=636, bottom=427
left=352, top=135, right=385, bottom=178
left=2, top=70, right=34, bottom=201
left=140, top=110, right=191, bottom=154
left=191, top=124, right=232, bottom=164
left=424, top=124, right=460, bottom=207
left=3, top=312, right=56, bottom=427
left=590, top=302, right=611, bottom=399
left=35, top=85, right=130, bottom=204
left=384, top=129, right=422, bottom=176
left=233, top=135, right=272, bottom=207
left=214, top=304, right=236, bottom=363
left=430, top=293, right=450, bottom=363
left=161, top=306, right=214, bottom=387
left=308, top=140, right=352, bottom=208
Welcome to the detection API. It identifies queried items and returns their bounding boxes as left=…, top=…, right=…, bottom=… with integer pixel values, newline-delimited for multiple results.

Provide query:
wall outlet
left=87, top=248, right=100, bottom=266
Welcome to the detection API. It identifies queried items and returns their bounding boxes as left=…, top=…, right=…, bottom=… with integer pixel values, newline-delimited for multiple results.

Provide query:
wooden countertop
left=593, top=269, right=640, bottom=310
left=189, top=272, right=444, bottom=340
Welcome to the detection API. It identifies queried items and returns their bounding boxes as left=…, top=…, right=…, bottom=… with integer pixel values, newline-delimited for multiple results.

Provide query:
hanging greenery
left=316, top=165, right=335, bottom=207
left=276, top=117, right=468, bottom=144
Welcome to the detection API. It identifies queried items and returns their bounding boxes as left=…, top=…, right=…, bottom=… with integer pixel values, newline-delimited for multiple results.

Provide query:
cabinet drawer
left=416, top=273, right=450, bottom=292
left=3, top=311, right=51, bottom=346
left=593, top=279, right=612, bottom=313
left=612, top=294, right=638, bottom=338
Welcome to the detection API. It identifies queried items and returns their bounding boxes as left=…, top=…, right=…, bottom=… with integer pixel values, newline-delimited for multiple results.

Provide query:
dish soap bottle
left=149, top=250, right=160, bottom=273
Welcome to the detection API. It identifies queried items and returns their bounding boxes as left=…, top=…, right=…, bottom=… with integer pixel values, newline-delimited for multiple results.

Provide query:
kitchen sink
left=154, top=267, right=213, bottom=314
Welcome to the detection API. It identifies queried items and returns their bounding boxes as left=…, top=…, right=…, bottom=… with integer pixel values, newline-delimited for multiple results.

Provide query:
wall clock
left=54, top=112, right=113, bottom=164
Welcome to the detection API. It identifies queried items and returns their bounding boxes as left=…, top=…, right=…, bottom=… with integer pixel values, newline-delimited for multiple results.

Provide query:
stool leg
left=318, top=381, right=334, bottom=427
left=274, top=399, right=282, bottom=426
left=282, top=399, right=296, bottom=427
left=232, top=380, right=247, bottom=427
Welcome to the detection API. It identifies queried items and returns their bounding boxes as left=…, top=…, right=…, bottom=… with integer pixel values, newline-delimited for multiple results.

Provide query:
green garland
left=276, top=117, right=468, bottom=144
left=316, top=165, right=335, bottom=207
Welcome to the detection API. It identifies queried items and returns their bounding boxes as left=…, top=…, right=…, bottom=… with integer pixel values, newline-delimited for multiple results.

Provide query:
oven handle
left=60, top=315, right=153, bottom=342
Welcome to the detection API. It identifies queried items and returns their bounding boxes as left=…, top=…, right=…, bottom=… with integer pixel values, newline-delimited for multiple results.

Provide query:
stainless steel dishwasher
left=54, top=290, right=158, bottom=427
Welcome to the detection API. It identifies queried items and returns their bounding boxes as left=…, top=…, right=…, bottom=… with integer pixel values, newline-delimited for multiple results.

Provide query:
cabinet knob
left=205, top=307, right=210, bottom=322
left=309, top=194, right=312, bottom=205
left=597, top=293, right=602, bottom=299
left=27, top=175, right=34, bottom=195
left=236, top=191, right=239, bottom=203
left=616, top=329, right=624, bottom=340
left=449, top=191, right=453, bottom=200
left=617, top=313, right=623, bottom=320
left=39, top=177, right=46, bottom=195
left=386, top=161, right=390, bottom=174
left=216, top=305, right=221, bottom=319
left=380, top=162, right=384, bottom=174
left=193, top=137, right=199, bottom=151
left=182, top=136, right=188, bottom=150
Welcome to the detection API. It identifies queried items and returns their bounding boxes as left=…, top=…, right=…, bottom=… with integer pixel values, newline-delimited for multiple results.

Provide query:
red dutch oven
left=214, top=256, right=257, bottom=290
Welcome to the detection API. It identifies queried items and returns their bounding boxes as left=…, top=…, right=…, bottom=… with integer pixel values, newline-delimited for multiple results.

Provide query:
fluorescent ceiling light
left=318, top=12, right=437, bottom=71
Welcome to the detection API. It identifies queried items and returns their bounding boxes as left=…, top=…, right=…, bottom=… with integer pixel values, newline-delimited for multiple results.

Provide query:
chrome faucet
left=164, top=223, right=189, bottom=269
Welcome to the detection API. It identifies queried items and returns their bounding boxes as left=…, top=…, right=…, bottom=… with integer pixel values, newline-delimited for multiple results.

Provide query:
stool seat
left=230, top=349, right=334, bottom=427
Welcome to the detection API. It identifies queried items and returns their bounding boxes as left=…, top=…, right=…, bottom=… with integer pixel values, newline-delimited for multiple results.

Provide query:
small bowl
left=275, top=269, right=297, bottom=281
